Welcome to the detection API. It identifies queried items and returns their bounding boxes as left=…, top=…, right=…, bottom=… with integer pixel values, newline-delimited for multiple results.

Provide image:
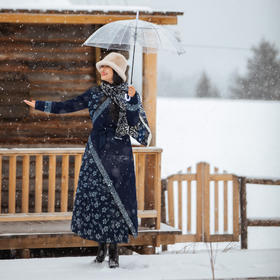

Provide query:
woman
left=24, top=52, right=151, bottom=268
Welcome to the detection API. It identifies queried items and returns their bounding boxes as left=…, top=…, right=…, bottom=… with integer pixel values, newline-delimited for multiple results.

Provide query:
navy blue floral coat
left=35, top=85, right=148, bottom=243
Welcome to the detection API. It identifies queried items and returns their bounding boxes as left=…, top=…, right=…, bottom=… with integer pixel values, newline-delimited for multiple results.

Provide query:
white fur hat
left=96, top=52, right=128, bottom=82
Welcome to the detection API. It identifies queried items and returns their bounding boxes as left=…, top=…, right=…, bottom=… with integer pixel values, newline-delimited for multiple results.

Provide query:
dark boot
left=94, top=242, right=107, bottom=263
left=108, top=243, right=119, bottom=268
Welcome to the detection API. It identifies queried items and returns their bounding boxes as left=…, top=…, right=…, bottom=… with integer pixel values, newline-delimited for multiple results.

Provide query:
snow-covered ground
left=1, top=249, right=280, bottom=280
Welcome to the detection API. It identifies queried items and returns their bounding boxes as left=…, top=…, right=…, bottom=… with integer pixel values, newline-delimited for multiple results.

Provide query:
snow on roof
left=0, top=0, right=182, bottom=14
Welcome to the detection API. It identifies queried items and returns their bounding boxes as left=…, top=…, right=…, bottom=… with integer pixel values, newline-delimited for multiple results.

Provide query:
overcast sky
left=113, top=0, right=279, bottom=96
left=2, top=0, right=279, bottom=96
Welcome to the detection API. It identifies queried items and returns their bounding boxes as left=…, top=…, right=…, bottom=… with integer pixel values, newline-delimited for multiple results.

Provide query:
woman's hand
left=24, top=100, right=35, bottom=108
left=128, top=85, right=136, bottom=97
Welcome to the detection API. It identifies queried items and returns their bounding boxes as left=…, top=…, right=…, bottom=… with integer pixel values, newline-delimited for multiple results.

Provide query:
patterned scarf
left=100, top=81, right=152, bottom=147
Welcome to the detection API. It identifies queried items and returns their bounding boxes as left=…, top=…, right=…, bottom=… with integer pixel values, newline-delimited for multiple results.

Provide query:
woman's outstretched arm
left=24, top=88, right=92, bottom=114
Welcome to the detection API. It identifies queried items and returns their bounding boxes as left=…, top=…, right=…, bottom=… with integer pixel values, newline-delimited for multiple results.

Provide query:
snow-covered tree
left=230, top=39, right=280, bottom=100
left=196, top=72, right=220, bottom=98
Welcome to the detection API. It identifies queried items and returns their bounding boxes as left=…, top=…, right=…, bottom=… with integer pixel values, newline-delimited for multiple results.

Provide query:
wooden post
left=178, top=177, right=182, bottom=230
left=196, top=162, right=203, bottom=241
left=61, top=155, right=69, bottom=212
left=74, top=154, right=82, bottom=201
left=167, top=178, right=174, bottom=227
left=22, top=155, right=30, bottom=213
left=203, top=163, right=210, bottom=242
left=9, top=155, right=17, bottom=214
left=0, top=155, right=2, bottom=213
left=48, top=155, right=56, bottom=212
left=187, top=167, right=192, bottom=233
left=240, top=176, right=248, bottom=249
left=35, top=155, right=43, bottom=213
left=214, top=167, right=219, bottom=233
left=155, top=152, right=161, bottom=229
left=138, top=154, right=145, bottom=211
left=142, top=52, right=157, bottom=146
left=232, top=175, right=240, bottom=241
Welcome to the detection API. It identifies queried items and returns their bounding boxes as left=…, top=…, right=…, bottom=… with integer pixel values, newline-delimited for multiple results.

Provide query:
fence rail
left=0, top=147, right=162, bottom=229
left=239, top=176, right=280, bottom=249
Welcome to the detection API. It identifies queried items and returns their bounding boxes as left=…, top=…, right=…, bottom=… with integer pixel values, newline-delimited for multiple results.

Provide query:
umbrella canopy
left=83, top=11, right=185, bottom=84
left=83, top=18, right=185, bottom=55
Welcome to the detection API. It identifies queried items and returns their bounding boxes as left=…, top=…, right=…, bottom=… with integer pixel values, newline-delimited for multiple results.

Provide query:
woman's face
left=100, top=65, right=114, bottom=84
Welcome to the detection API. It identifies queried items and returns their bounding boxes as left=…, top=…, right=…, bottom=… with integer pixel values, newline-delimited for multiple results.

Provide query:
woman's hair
left=112, top=70, right=124, bottom=85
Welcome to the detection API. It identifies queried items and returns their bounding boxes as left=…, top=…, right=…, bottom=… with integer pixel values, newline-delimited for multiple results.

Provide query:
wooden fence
left=240, top=176, right=280, bottom=249
left=0, top=147, right=162, bottom=229
left=161, top=162, right=240, bottom=243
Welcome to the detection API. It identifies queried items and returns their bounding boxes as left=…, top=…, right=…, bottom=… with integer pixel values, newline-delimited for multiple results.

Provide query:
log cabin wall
left=0, top=22, right=103, bottom=147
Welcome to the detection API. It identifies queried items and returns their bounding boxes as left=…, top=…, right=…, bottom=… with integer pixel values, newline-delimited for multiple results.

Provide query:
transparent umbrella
left=83, top=11, right=185, bottom=84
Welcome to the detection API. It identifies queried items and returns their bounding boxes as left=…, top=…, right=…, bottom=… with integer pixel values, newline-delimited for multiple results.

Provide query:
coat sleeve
left=35, top=88, right=92, bottom=114
left=126, top=92, right=141, bottom=126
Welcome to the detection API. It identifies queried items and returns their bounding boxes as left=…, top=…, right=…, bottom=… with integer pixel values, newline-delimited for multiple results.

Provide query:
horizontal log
left=0, top=54, right=94, bottom=63
left=0, top=146, right=161, bottom=155
left=247, top=218, right=280, bottom=227
left=0, top=13, right=179, bottom=25
left=0, top=65, right=94, bottom=74
left=245, top=178, right=280, bottom=185
left=0, top=45, right=94, bottom=54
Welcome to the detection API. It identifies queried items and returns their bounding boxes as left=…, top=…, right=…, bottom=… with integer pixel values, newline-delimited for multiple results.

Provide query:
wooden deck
left=0, top=221, right=181, bottom=252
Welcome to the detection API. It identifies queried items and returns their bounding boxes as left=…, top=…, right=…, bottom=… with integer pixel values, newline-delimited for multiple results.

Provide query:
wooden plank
left=74, top=154, right=82, bottom=201
left=142, top=52, right=157, bottom=146
left=196, top=162, right=203, bottom=241
left=0, top=155, right=2, bottom=213
left=0, top=147, right=162, bottom=155
left=167, top=173, right=197, bottom=181
left=48, top=155, right=56, bottom=212
left=134, top=153, right=139, bottom=200
left=138, top=154, right=145, bottom=211
left=0, top=231, right=174, bottom=250
left=223, top=178, right=228, bottom=232
left=175, top=234, right=197, bottom=243
left=240, top=177, right=248, bottom=249
left=245, top=178, right=280, bottom=185
left=167, top=179, right=174, bottom=227
left=155, top=152, right=161, bottom=229
left=9, top=155, right=17, bottom=214
left=207, top=234, right=239, bottom=242
left=178, top=178, right=182, bottom=230
left=247, top=218, right=280, bottom=227
left=95, top=47, right=101, bottom=85
left=35, top=155, right=43, bottom=213
left=0, top=210, right=157, bottom=222
left=203, top=163, right=210, bottom=242
left=61, top=155, right=69, bottom=212
left=209, top=174, right=234, bottom=181
left=0, top=13, right=179, bottom=25
left=21, top=155, right=30, bottom=213
left=232, top=175, right=240, bottom=240
left=187, top=167, right=192, bottom=232
left=214, top=167, right=219, bottom=233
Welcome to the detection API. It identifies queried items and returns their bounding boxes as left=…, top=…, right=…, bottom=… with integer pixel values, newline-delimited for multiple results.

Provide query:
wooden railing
left=162, top=162, right=240, bottom=243
left=0, top=147, right=162, bottom=229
